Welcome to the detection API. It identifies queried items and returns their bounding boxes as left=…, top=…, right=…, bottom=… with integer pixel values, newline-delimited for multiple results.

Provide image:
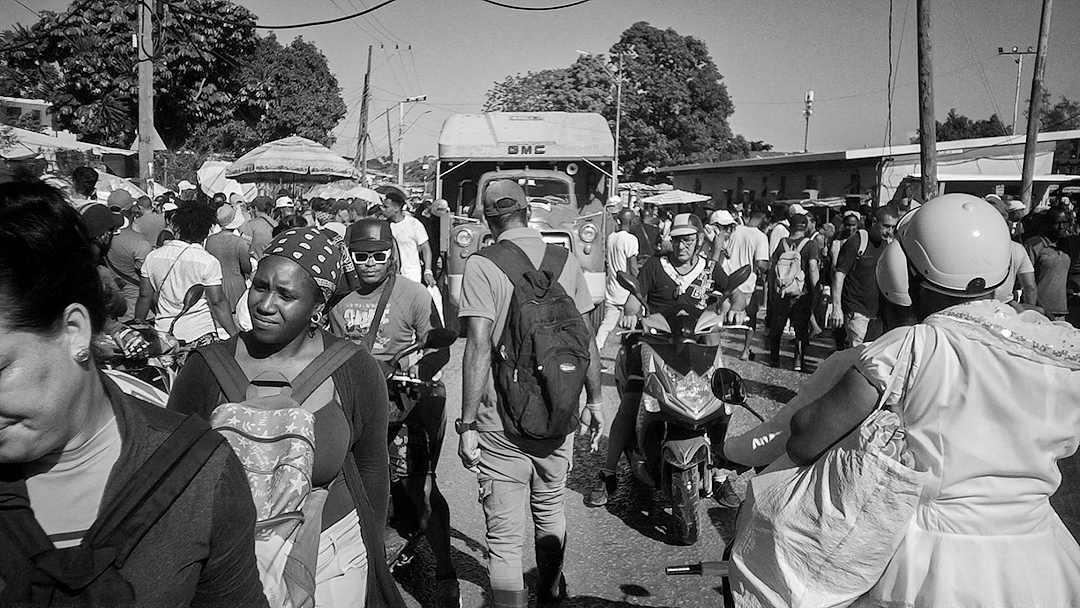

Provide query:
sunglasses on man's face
left=351, top=250, right=391, bottom=264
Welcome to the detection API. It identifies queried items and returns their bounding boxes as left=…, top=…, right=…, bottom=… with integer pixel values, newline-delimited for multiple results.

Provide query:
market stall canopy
left=197, top=160, right=257, bottom=200
left=94, top=169, right=146, bottom=201
left=226, top=136, right=360, bottom=183
left=641, top=189, right=711, bottom=205
left=1, top=126, right=135, bottom=161
left=773, top=196, right=847, bottom=208
left=305, top=180, right=382, bottom=205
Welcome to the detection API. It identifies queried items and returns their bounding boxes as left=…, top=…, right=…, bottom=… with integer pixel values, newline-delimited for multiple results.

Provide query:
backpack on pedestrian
left=199, top=340, right=361, bottom=608
left=478, top=241, right=591, bottom=441
left=773, top=237, right=810, bottom=298
left=0, top=414, right=222, bottom=606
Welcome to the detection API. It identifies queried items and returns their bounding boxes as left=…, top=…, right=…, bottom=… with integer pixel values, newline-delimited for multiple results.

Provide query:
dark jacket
left=0, top=375, right=268, bottom=607
left=169, top=331, right=405, bottom=608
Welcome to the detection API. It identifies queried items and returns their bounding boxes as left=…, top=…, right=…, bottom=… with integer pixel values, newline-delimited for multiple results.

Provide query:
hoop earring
left=74, top=348, right=90, bottom=364
left=309, top=311, right=323, bottom=337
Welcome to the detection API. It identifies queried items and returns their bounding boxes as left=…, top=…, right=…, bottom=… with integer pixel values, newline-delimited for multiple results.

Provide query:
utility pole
left=1021, top=0, right=1053, bottom=209
left=137, top=0, right=154, bottom=189
left=803, top=90, right=814, bottom=153
left=613, top=50, right=624, bottom=194
left=355, top=45, right=373, bottom=184
left=397, top=94, right=426, bottom=186
left=916, top=0, right=938, bottom=201
left=998, top=46, right=1035, bottom=135
left=386, top=109, right=394, bottom=167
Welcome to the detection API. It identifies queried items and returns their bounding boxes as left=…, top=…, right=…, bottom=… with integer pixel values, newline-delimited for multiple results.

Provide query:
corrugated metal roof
left=438, top=112, right=613, bottom=159
left=659, top=129, right=1080, bottom=173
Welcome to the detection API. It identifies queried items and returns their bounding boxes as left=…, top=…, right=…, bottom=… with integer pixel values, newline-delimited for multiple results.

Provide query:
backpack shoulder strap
left=477, top=240, right=538, bottom=292
left=199, top=341, right=249, bottom=403
left=538, top=244, right=568, bottom=284
left=89, top=415, right=222, bottom=567
left=856, top=229, right=869, bottom=258
left=291, top=337, right=363, bottom=404
left=795, top=237, right=810, bottom=253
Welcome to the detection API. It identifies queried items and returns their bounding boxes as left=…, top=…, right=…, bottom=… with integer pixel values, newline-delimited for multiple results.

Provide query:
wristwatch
left=455, top=418, right=478, bottom=434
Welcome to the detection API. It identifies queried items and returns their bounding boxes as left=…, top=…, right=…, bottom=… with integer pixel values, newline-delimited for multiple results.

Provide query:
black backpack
left=478, top=241, right=591, bottom=441
left=0, top=415, right=222, bottom=606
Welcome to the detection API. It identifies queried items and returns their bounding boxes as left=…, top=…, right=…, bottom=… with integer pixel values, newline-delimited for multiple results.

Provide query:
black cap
left=348, top=218, right=394, bottom=252
left=80, top=203, right=124, bottom=239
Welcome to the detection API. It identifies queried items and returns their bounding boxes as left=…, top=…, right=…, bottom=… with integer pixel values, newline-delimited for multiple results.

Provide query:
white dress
left=853, top=300, right=1080, bottom=607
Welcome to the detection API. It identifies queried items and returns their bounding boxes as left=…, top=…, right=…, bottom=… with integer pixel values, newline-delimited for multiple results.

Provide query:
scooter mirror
left=423, top=328, right=458, bottom=350
left=180, top=283, right=205, bottom=314
left=711, top=368, right=746, bottom=405
left=616, top=270, right=647, bottom=305
left=169, top=284, right=206, bottom=336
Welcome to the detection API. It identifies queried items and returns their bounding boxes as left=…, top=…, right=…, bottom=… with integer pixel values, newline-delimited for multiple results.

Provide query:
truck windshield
left=519, top=178, right=571, bottom=206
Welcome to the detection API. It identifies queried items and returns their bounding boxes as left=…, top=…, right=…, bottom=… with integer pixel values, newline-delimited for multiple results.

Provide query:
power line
left=164, top=0, right=403, bottom=30
left=0, top=0, right=99, bottom=54
left=478, top=0, right=594, bottom=10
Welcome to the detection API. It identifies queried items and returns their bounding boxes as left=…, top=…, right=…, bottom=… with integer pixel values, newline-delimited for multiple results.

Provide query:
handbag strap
left=361, top=275, right=396, bottom=352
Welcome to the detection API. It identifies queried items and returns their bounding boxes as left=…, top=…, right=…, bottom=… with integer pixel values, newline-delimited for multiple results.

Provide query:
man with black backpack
left=457, top=179, right=604, bottom=608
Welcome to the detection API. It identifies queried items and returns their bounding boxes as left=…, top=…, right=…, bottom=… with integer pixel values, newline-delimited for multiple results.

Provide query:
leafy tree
left=4, top=0, right=258, bottom=149
left=2, top=1, right=345, bottom=157
left=1036, top=90, right=1080, bottom=132
left=910, top=108, right=1010, bottom=143
left=483, top=22, right=762, bottom=179
left=483, top=56, right=611, bottom=114
left=188, top=34, right=345, bottom=154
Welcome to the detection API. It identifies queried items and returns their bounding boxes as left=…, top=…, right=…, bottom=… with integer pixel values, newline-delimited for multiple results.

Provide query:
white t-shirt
left=993, top=241, right=1035, bottom=303
left=723, top=225, right=770, bottom=294
left=390, top=214, right=430, bottom=284
left=605, top=230, right=640, bottom=305
left=142, top=240, right=223, bottom=342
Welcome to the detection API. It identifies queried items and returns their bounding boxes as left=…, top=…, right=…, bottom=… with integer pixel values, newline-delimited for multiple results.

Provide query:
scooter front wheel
left=670, top=466, right=701, bottom=546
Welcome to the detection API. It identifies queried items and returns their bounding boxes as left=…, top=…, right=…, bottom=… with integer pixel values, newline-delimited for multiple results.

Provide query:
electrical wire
left=478, top=0, right=594, bottom=10
left=0, top=0, right=99, bottom=54
left=164, top=0, right=403, bottom=30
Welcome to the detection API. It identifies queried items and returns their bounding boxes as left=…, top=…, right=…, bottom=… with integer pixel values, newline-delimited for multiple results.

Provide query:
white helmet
left=876, top=237, right=912, bottom=306
left=879, top=193, right=1011, bottom=300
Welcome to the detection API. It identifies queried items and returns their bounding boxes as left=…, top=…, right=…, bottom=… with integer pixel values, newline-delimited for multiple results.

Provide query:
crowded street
left=2, top=1, right=1080, bottom=608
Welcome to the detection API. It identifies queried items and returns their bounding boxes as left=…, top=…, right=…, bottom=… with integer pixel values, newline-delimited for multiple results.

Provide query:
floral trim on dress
left=927, top=300, right=1080, bottom=371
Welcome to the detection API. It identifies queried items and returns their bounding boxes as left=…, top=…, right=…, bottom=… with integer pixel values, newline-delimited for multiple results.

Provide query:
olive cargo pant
left=476, top=430, right=573, bottom=596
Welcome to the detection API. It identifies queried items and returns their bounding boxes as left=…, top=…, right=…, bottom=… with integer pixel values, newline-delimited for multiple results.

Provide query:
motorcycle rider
left=586, top=213, right=742, bottom=508
left=328, top=218, right=459, bottom=607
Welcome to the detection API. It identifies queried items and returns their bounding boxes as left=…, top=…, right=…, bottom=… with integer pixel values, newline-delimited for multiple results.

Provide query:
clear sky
left=4, top=0, right=1079, bottom=165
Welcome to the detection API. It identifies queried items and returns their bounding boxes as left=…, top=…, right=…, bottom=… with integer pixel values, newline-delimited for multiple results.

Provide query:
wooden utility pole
left=386, top=110, right=393, bottom=166
left=356, top=45, right=373, bottom=184
left=137, top=0, right=154, bottom=189
left=1021, top=0, right=1053, bottom=209
left=916, top=0, right=938, bottom=201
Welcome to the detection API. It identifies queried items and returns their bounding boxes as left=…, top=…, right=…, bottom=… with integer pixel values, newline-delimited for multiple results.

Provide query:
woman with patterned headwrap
left=169, top=227, right=405, bottom=608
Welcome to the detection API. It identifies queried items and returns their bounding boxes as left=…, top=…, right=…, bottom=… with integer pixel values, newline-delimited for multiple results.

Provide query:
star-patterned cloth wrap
left=263, top=226, right=350, bottom=305
left=211, top=388, right=326, bottom=608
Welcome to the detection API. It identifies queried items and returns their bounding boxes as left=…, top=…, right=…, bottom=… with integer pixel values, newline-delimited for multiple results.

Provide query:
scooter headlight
left=642, top=393, right=661, bottom=413
left=673, top=370, right=712, bottom=411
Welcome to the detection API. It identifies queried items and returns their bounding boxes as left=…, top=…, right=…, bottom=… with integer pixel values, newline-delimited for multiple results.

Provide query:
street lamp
left=998, top=46, right=1035, bottom=135
left=398, top=94, right=427, bottom=186
left=577, top=48, right=634, bottom=194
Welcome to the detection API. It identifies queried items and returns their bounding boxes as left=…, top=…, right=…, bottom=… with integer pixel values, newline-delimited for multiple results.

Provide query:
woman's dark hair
left=172, top=201, right=217, bottom=243
left=0, top=180, right=107, bottom=333
left=71, top=166, right=99, bottom=198
left=272, top=214, right=309, bottom=237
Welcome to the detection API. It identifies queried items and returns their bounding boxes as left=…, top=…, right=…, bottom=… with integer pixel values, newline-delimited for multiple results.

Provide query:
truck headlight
left=579, top=223, right=598, bottom=243
left=454, top=230, right=474, bottom=249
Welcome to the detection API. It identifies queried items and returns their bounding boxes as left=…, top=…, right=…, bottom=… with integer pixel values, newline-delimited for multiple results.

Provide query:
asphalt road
left=388, top=324, right=831, bottom=608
